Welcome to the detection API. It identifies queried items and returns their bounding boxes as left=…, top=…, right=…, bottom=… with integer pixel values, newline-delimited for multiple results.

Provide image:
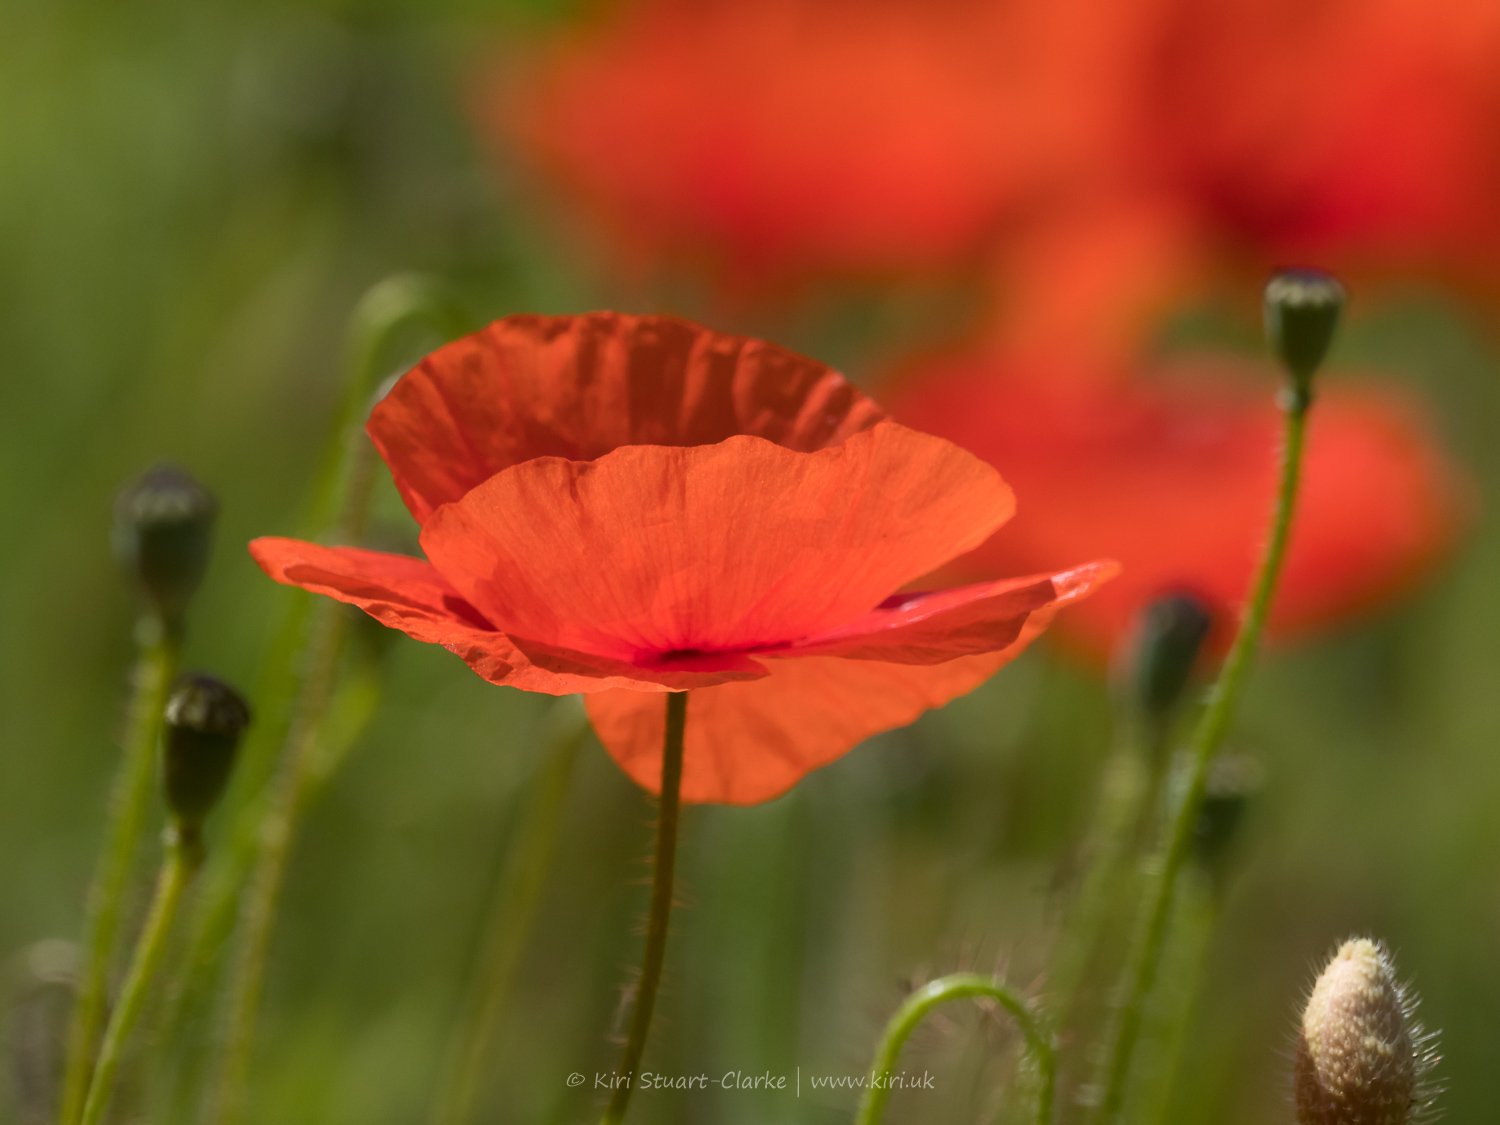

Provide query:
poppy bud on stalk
left=1119, top=592, right=1214, bottom=723
left=1189, top=751, right=1261, bottom=883
left=112, top=464, right=218, bottom=631
left=1294, top=938, right=1438, bottom=1125
left=161, top=675, right=251, bottom=836
left=1264, top=269, right=1346, bottom=398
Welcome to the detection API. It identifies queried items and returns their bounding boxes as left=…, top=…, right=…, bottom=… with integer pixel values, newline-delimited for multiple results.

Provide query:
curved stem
left=1094, top=390, right=1311, bottom=1122
left=600, top=691, right=688, bottom=1125
left=856, top=973, right=1055, bottom=1125
left=200, top=278, right=467, bottom=1125
left=78, top=826, right=202, bottom=1125
left=58, top=619, right=179, bottom=1125
left=430, top=710, right=588, bottom=1125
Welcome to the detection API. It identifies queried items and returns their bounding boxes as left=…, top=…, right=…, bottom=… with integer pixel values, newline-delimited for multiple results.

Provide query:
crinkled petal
left=368, top=312, right=885, bottom=522
left=586, top=614, right=1055, bottom=805
left=418, top=422, right=1013, bottom=661
left=785, top=561, right=1117, bottom=662
left=248, top=537, right=518, bottom=685
left=248, top=537, right=759, bottom=695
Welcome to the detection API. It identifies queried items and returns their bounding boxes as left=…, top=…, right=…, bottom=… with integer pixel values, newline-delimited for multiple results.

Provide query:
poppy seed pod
left=161, top=675, right=251, bottom=832
left=113, top=464, right=218, bottom=628
left=1294, top=938, right=1437, bottom=1125
left=1119, top=592, right=1214, bottom=721
left=1264, top=269, right=1346, bottom=397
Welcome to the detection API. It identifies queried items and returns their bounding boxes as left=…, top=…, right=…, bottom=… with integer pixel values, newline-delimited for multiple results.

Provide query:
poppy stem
left=601, top=691, right=689, bottom=1125
left=1046, top=715, right=1170, bottom=1033
left=856, top=973, right=1055, bottom=1125
left=429, top=707, right=588, bottom=1125
left=194, top=277, right=468, bottom=1125
left=58, top=616, right=180, bottom=1125
left=1093, top=388, right=1312, bottom=1122
left=78, top=824, right=204, bottom=1125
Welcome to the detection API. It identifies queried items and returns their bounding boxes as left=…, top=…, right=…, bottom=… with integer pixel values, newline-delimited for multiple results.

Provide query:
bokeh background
left=3, top=1, right=1498, bottom=1122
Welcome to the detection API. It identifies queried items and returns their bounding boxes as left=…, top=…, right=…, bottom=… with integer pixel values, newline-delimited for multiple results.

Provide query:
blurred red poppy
left=491, top=0, right=1043, bottom=291
left=251, top=314, right=1114, bottom=803
left=892, top=351, right=1468, bottom=658
left=1137, top=0, right=1500, bottom=284
left=987, top=0, right=1500, bottom=359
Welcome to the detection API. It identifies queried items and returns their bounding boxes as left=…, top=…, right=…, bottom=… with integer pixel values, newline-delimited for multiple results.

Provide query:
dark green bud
left=1264, top=269, right=1346, bottom=396
left=161, top=675, right=250, bottom=831
left=1120, top=593, right=1215, bottom=721
left=1191, top=752, right=1263, bottom=881
left=113, top=464, right=218, bottom=629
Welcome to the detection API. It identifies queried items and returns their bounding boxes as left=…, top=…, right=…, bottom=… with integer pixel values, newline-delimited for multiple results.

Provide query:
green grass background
left=2, top=2, right=1497, bottom=1122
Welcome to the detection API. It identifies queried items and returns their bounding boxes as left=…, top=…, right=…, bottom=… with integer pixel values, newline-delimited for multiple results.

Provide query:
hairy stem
left=58, top=619, right=179, bottom=1125
left=79, top=827, right=202, bottom=1125
left=199, top=277, right=467, bottom=1125
left=1093, top=390, right=1311, bottom=1122
left=857, top=973, right=1055, bottom=1125
left=600, top=691, right=688, bottom=1125
left=430, top=710, right=588, bottom=1125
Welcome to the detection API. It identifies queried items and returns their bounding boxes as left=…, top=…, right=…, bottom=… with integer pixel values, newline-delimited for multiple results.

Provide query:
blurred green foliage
left=2, top=3, right=1497, bottom=1123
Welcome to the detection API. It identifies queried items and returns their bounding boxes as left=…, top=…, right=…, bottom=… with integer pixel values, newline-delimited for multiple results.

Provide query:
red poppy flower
left=251, top=314, right=1115, bottom=803
left=1136, top=0, right=1500, bottom=281
left=991, top=0, right=1500, bottom=355
left=489, top=0, right=1041, bottom=290
left=891, top=351, right=1468, bottom=659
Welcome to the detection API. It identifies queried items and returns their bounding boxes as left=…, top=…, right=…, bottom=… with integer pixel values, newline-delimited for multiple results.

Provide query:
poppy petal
left=585, top=616, right=1055, bottom=805
left=418, top=422, right=1013, bottom=662
left=786, top=561, right=1117, bottom=662
left=247, top=537, right=518, bottom=685
left=368, top=312, right=885, bottom=522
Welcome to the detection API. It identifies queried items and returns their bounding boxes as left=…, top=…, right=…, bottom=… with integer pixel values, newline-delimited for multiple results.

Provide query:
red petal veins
left=417, top=422, right=1014, bottom=663
left=368, top=312, right=884, bottom=523
left=247, top=537, right=518, bottom=685
left=784, top=561, right=1117, bottom=662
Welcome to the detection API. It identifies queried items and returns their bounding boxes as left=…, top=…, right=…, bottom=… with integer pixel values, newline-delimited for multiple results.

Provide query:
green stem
left=430, top=710, right=588, bottom=1125
left=1093, top=390, right=1311, bottom=1122
left=1131, top=874, right=1216, bottom=1125
left=199, top=277, right=467, bottom=1125
left=600, top=691, right=688, bottom=1125
left=1046, top=717, right=1169, bottom=1031
left=58, top=619, right=180, bottom=1125
left=203, top=599, right=350, bottom=1125
left=78, top=826, right=203, bottom=1125
left=856, top=973, right=1055, bottom=1125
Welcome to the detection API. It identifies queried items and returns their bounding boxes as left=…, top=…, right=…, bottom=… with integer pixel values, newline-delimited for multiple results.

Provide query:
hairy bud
left=113, top=464, right=218, bottom=629
left=1295, top=938, right=1437, bottom=1125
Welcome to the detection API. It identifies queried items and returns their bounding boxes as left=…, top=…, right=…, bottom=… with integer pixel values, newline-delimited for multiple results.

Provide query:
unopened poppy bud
left=161, top=675, right=250, bottom=832
left=1295, top=938, right=1437, bottom=1125
left=113, top=464, right=218, bottom=628
left=1264, top=269, right=1346, bottom=397
left=1190, top=752, right=1261, bottom=880
left=1119, top=592, right=1214, bottom=722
